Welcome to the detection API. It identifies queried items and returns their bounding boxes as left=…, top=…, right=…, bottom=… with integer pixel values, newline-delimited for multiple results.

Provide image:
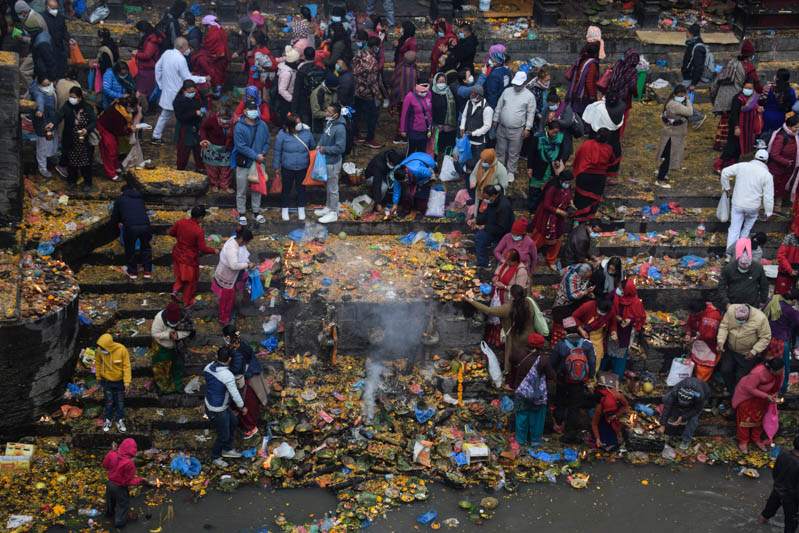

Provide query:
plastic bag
left=37, top=241, right=54, bottom=256
left=350, top=194, right=374, bottom=217
left=679, top=255, right=706, bottom=269
left=302, top=149, right=325, bottom=186
left=312, top=152, right=328, bottom=182
left=454, top=134, right=472, bottom=162
left=425, top=186, right=446, bottom=218
left=480, top=341, right=503, bottom=388
left=170, top=455, right=202, bottom=478
left=764, top=403, right=779, bottom=441
left=86, top=2, right=110, bottom=23
left=184, top=376, right=202, bottom=394
left=249, top=269, right=264, bottom=301
left=250, top=163, right=268, bottom=195
left=666, top=356, right=695, bottom=386
left=716, top=191, right=730, bottom=223
left=439, top=153, right=459, bottom=182
left=122, top=133, right=144, bottom=170
left=273, top=442, right=296, bottom=458
left=68, top=42, right=86, bottom=64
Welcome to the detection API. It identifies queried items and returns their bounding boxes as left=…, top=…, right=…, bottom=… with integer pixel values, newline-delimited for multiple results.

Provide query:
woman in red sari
left=732, top=357, right=784, bottom=454
left=201, top=15, right=230, bottom=97
left=169, top=206, right=218, bottom=308
left=572, top=129, right=618, bottom=221
left=715, top=79, right=765, bottom=172
left=531, top=167, right=573, bottom=270
left=484, top=249, right=530, bottom=345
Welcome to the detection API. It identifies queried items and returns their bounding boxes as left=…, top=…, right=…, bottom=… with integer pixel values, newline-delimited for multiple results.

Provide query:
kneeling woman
left=591, top=371, right=630, bottom=450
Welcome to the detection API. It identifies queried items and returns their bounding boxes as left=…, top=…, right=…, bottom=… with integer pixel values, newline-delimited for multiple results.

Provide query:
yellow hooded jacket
left=96, top=334, right=132, bottom=387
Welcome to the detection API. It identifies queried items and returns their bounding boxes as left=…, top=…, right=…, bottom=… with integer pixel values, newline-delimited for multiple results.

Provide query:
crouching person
left=102, top=438, right=143, bottom=528
left=657, top=376, right=710, bottom=450
left=204, top=346, right=246, bottom=467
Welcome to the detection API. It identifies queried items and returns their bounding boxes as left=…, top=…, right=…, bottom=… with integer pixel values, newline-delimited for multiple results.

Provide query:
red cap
left=740, top=39, right=754, bottom=57
left=165, top=303, right=181, bottom=325
left=528, top=333, right=546, bottom=348
left=511, top=218, right=528, bottom=235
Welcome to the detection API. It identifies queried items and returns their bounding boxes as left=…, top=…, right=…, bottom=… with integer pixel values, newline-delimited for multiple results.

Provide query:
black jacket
left=112, top=188, right=150, bottom=228
left=771, top=450, right=799, bottom=500
left=660, top=377, right=710, bottom=424
left=366, top=149, right=400, bottom=183
left=32, top=32, right=56, bottom=82
left=476, top=193, right=513, bottom=237
left=51, top=101, right=97, bottom=153
left=446, top=34, right=478, bottom=73
left=43, top=11, right=69, bottom=78
left=337, top=70, right=355, bottom=108
left=718, top=260, right=769, bottom=308
left=681, top=37, right=707, bottom=87
left=291, top=61, right=327, bottom=123
left=562, top=224, right=591, bottom=267
left=173, top=93, right=202, bottom=127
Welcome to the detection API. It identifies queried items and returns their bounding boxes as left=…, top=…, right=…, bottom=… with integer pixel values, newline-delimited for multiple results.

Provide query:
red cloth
left=246, top=45, right=275, bottom=89
left=736, top=396, right=768, bottom=445
left=532, top=184, right=572, bottom=240
left=572, top=300, right=613, bottom=333
left=102, top=439, right=143, bottom=487
left=742, top=60, right=763, bottom=94
left=98, top=106, right=130, bottom=137
left=572, top=139, right=617, bottom=177
left=732, top=363, right=783, bottom=408
left=609, top=279, right=646, bottom=332
left=97, top=124, right=119, bottom=179
left=199, top=113, right=234, bottom=147
left=493, top=261, right=520, bottom=304
left=768, top=131, right=797, bottom=198
left=206, top=165, right=232, bottom=189
left=583, top=61, right=599, bottom=100
left=367, top=30, right=386, bottom=71
left=202, top=25, right=230, bottom=88
left=238, top=382, right=261, bottom=431
left=169, top=218, right=216, bottom=267
left=686, top=303, right=722, bottom=346
left=430, top=24, right=456, bottom=76
left=135, top=33, right=162, bottom=70
left=190, top=48, right=218, bottom=86
left=776, top=235, right=799, bottom=294
left=172, top=263, right=198, bottom=307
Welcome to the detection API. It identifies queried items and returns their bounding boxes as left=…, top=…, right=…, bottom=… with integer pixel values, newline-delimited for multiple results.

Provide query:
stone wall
left=0, top=51, right=21, bottom=223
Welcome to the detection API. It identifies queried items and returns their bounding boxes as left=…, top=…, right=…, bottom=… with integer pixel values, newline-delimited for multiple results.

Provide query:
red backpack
left=563, top=338, right=589, bottom=384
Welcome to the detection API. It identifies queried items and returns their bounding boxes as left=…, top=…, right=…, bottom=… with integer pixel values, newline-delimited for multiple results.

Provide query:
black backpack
left=343, top=113, right=354, bottom=156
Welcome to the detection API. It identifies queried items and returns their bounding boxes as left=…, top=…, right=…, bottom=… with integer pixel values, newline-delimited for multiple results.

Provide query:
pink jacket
left=494, top=234, right=538, bottom=271
left=277, top=62, right=296, bottom=102
left=732, top=363, right=783, bottom=408
left=102, top=438, right=144, bottom=487
left=400, top=91, right=433, bottom=135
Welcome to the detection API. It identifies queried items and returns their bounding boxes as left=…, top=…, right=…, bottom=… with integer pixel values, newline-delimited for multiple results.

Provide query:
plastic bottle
left=696, top=220, right=705, bottom=243
left=78, top=508, right=100, bottom=517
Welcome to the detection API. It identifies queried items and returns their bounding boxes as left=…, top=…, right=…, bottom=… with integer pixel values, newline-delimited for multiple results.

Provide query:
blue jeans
left=515, top=406, right=546, bottom=446
left=366, top=0, right=394, bottom=26
left=207, top=407, right=237, bottom=460
left=103, top=380, right=125, bottom=421
left=474, top=230, right=500, bottom=267
left=353, top=97, right=379, bottom=142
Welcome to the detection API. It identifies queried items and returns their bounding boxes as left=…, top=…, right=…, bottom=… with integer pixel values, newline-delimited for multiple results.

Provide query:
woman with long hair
left=763, top=69, right=796, bottom=136
left=655, top=84, right=693, bottom=188
left=213, top=227, right=256, bottom=325
left=134, top=21, right=164, bottom=102
left=572, top=128, right=618, bottom=221
left=431, top=72, right=458, bottom=156
left=591, top=256, right=622, bottom=302
left=273, top=113, right=316, bottom=221
left=96, top=27, right=119, bottom=75
left=392, top=20, right=417, bottom=67
left=530, top=167, right=573, bottom=270
left=715, top=79, right=764, bottom=172
left=102, top=61, right=136, bottom=109
left=565, top=42, right=600, bottom=116
left=733, top=357, right=784, bottom=453
left=604, top=48, right=640, bottom=138
left=324, top=21, right=353, bottom=68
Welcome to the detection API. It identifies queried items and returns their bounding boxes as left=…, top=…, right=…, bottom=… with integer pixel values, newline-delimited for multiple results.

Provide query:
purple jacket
left=399, top=91, right=433, bottom=135
left=494, top=233, right=538, bottom=271
left=765, top=298, right=799, bottom=341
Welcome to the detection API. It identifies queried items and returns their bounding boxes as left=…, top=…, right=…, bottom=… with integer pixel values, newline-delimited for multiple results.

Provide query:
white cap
left=511, top=71, right=528, bottom=86
left=754, top=149, right=769, bottom=162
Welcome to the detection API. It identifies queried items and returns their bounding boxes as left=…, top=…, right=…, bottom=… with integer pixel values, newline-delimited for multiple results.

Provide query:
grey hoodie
left=317, top=115, right=347, bottom=164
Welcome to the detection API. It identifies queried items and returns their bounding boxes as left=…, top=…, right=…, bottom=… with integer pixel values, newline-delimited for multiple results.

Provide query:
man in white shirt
left=459, top=85, right=493, bottom=158
left=152, top=37, right=206, bottom=145
left=493, top=71, right=536, bottom=176
left=720, top=149, right=774, bottom=257
left=204, top=346, right=246, bottom=467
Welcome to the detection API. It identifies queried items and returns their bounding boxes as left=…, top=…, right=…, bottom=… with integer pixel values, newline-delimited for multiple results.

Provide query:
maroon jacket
left=200, top=113, right=234, bottom=148
left=102, top=438, right=143, bottom=487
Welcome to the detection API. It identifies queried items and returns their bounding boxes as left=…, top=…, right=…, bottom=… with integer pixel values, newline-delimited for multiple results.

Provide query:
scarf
left=769, top=125, right=799, bottom=198
left=586, top=26, right=605, bottom=59
left=764, top=294, right=790, bottom=322
left=431, top=79, right=456, bottom=126
left=534, top=132, right=563, bottom=185
left=603, top=263, right=616, bottom=295
left=495, top=261, right=521, bottom=304
left=202, top=15, right=220, bottom=27
left=612, top=279, right=646, bottom=329
left=737, top=91, right=759, bottom=156
left=114, top=102, right=132, bottom=124
left=476, top=148, right=497, bottom=198
left=607, top=48, right=639, bottom=97
left=245, top=85, right=262, bottom=107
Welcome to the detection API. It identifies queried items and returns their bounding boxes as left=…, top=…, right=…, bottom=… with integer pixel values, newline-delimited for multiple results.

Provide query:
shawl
left=476, top=148, right=498, bottom=198
left=607, top=48, right=639, bottom=97
left=431, top=76, right=457, bottom=127
left=534, top=131, right=563, bottom=185
left=611, top=278, right=646, bottom=329
left=764, top=294, right=790, bottom=322
left=583, top=99, right=623, bottom=132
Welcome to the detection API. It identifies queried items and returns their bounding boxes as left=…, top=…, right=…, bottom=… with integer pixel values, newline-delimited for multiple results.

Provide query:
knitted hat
left=511, top=218, right=528, bottom=235
left=14, top=0, right=29, bottom=14
left=740, top=39, right=755, bottom=57
left=734, top=304, right=751, bottom=321
left=469, top=85, right=484, bottom=96
left=490, top=51, right=506, bottom=64
left=324, top=71, right=340, bottom=88
left=528, top=333, right=546, bottom=348
left=165, top=303, right=181, bottom=326
left=677, top=387, right=696, bottom=407
left=284, top=46, right=300, bottom=63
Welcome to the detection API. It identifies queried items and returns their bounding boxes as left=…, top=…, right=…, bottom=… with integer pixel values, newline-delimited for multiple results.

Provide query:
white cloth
left=214, top=237, right=250, bottom=289
left=726, top=206, right=760, bottom=251
left=154, top=49, right=207, bottom=111
left=459, top=99, right=494, bottom=143
left=720, top=160, right=774, bottom=215
left=494, top=87, right=536, bottom=130
left=150, top=310, right=191, bottom=349
left=582, top=99, right=623, bottom=132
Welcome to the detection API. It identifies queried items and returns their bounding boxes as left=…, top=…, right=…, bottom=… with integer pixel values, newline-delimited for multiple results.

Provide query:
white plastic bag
left=425, top=187, right=447, bottom=218
left=480, top=341, right=503, bottom=388
left=666, top=356, right=695, bottom=386
left=184, top=376, right=202, bottom=394
left=274, top=442, right=295, bottom=458
left=716, top=191, right=730, bottom=223
left=439, top=155, right=460, bottom=182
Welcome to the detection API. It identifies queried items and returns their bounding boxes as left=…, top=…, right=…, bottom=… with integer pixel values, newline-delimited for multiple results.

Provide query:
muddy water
left=87, top=463, right=786, bottom=532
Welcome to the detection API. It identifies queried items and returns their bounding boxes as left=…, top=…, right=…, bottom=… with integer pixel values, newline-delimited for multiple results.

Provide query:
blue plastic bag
left=563, top=448, right=579, bottom=461
left=170, top=456, right=202, bottom=478
left=450, top=452, right=468, bottom=466
left=500, top=395, right=514, bottom=413
left=635, top=403, right=655, bottom=416
left=37, top=241, right=54, bottom=256
left=249, top=269, right=264, bottom=301
left=680, top=255, right=706, bottom=269
left=287, top=229, right=305, bottom=242
left=398, top=232, right=416, bottom=245
left=414, top=406, right=434, bottom=423
left=647, top=265, right=663, bottom=280
left=417, top=510, right=438, bottom=525
left=260, top=335, right=279, bottom=351
left=312, top=152, right=328, bottom=182
left=454, top=135, right=472, bottom=162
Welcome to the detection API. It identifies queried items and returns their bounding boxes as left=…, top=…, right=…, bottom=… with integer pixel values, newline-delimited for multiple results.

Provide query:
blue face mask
left=674, top=95, right=686, bottom=103
left=437, top=31, right=445, bottom=38
left=246, top=109, right=259, bottom=119
left=487, top=59, right=494, bottom=67
left=331, top=16, right=341, bottom=22
left=185, top=91, right=195, bottom=98
left=512, top=235, right=522, bottom=242
left=549, top=104, right=559, bottom=111
left=335, top=64, right=341, bottom=73
left=326, top=116, right=334, bottom=122
left=356, top=42, right=365, bottom=49
left=738, top=267, right=750, bottom=274
left=481, top=162, right=490, bottom=168
left=736, top=318, right=747, bottom=324
left=470, top=97, right=480, bottom=104
left=615, top=287, right=623, bottom=296
left=742, top=88, right=754, bottom=96
left=562, top=182, right=570, bottom=189
left=458, top=32, right=465, bottom=39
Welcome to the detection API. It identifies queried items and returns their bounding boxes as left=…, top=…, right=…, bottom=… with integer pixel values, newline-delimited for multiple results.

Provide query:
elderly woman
left=469, top=148, right=509, bottom=215
left=494, top=217, right=537, bottom=270
left=390, top=50, right=419, bottom=138
left=585, top=26, right=606, bottom=60
left=201, top=14, right=230, bottom=96
left=212, top=228, right=256, bottom=325
left=551, top=263, right=594, bottom=346
left=733, top=357, right=784, bottom=453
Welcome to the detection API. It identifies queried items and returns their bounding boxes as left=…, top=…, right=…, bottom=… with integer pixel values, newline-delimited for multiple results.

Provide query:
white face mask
left=615, top=287, right=623, bottom=296
left=466, top=76, right=474, bottom=85
left=48, top=7, right=58, bottom=15
left=295, top=123, right=302, bottom=132
left=183, top=49, right=191, bottom=56
left=436, top=83, right=447, bottom=91
left=511, top=235, right=522, bottom=242
left=40, top=84, right=54, bottom=95
left=68, top=96, right=79, bottom=105
left=246, top=109, right=259, bottom=119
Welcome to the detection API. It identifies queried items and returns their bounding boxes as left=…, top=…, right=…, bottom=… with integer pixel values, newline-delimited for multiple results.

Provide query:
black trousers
left=719, top=348, right=759, bottom=393
left=762, top=490, right=799, bottom=533
left=123, top=225, right=153, bottom=275
left=657, top=138, right=671, bottom=181
left=105, top=481, right=131, bottom=527
left=555, top=382, right=585, bottom=442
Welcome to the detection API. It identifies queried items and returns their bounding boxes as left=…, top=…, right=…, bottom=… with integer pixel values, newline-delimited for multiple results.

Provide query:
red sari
left=169, top=218, right=216, bottom=307
left=531, top=182, right=573, bottom=266
left=485, top=261, right=522, bottom=346
left=202, top=25, right=230, bottom=89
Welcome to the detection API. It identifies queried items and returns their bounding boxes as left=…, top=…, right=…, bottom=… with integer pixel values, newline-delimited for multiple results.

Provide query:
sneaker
left=55, top=165, right=68, bottom=178
left=150, top=138, right=164, bottom=146
left=117, top=419, right=127, bottom=433
left=238, top=215, right=248, bottom=226
left=143, top=271, right=152, bottom=279
left=548, top=263, right=559, bottom=272
left=243, top=427, right=259, bottom=439
left=102, top=419, right=112, bottom=432
left=281, top=208, right=289, bottom=221
left=354, top=136, right=366, bottom=144
left=366, top=140, right=383, bottom=149
left=221, top=449, right=242, bottom=459
left=212, top=458, right=229, bottom=468
left=692, top=114, right=707, bottom=130
left=314, top=207, right=331, bottom=217
left=678, top=441, right=690, bottom=451
left=318, top=211, right=338, bottom=224
left=255, top=214, right=266, bottom=224
left=110, top=175, right=122, bottom=182
left=298, top=207, right=306, bottom=221
left=121, top=266, right=137, bottom=280
left=392, top=135, right=408, bottom=145
left=40, top=168, right=52, bottom=178
left=654, top=180, right=672, bottom=189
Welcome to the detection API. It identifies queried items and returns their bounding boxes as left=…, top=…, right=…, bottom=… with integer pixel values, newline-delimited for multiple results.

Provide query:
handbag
left=528, top=297, right=549, bottom=336
left=88, top=129, right=100, bottom=146
left=235, top=374, right=246, bottom=389
left=716, top=190, right=730, bottom=223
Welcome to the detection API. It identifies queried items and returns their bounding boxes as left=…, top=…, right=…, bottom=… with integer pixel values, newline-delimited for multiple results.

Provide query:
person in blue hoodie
left=391, top=151, right=436, bottom=214
left=204, top=346, right=245, bottom=467
left=484, top=50, right=511, bottom=110
left=314, top=103, right=348, bottom=224
left=233, top=99, right=271, bottom=226
left=102, top=61, right=136, bottom=109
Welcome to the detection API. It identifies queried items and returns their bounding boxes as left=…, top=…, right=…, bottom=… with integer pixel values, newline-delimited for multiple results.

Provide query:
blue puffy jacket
left=102, top=69, right=128, bottom=109
left=485, top=66, right=511, bottom=109
left=393, top=152, right=435, bottom=205
left=273, top=128, right=316, bottom=171
left=228, top=337, right=262, bottom=379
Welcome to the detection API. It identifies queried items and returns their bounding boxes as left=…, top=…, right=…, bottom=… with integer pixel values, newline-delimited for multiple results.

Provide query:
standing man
left=459, top=85, right=493, bottom=157
left=96, top=333, right=131, bottom=434
left=718, top=251, right=769, bottom=310
left=717, top=303, right=771, bottom=393
left=759, top=434, right=799, bottom=533
left=42, top=0, right=72, bottom=79
left=152, top=37, right=207, bottom=146
left=551, top=317, right=596, bottom=444
left=680, top=23, right=708, bottom=128
left=168, top=206, right=218, bottom=308
left=720, top=149, right=774, bottom=259
left=292, top=47, right=327, bottom=128
left=656, top=377, right=711, bottom=450
left=204, top=346, right=246, bottom=468
left=352, top=35, right=383, bottom=149
left=336, top=59, right=355, bottom=109
left=111, top=185, right=153, bottom=280
left=470, top=184, right=513, bottom=268
left=310, top=72, right=340, bottom=137
left=14, top=1, right=49, bottom=90
left=233, top=100, right=270, bottom=226
left=493, top=71, right=536, bottom=177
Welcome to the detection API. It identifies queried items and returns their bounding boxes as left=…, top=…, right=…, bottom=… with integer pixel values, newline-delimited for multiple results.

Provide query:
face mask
left=438, top=31, right=445, bottom=38
left=326, top=116, right=334, bottom=122
left=513, top=85, right=524, bottom=92
left=436, top=83, right=447, bottom=91
left=481, top=162, right=490, bottom=168
left=335, top=64, right=342, bottom=73
left=738, top=267, right=750, bottom=274
left=357, top=42, right=365, bottom=49
left=674, top=95, right=686, bottom=103
left=616, top=287, right=623, bottom=296
left=511, top=235, right=522, bottom=242
left=183, top=49, right=191, bottom=56
left=387, top=163, right=395, bottom=169
left=487, top=59, right=494, bottom=67
left=331, top=16, right=341, bottom=22
left=48, top=7, right=58, bottom=15
left=219, top=118, right=230, bottom=125
left=470, top=97, right=480, bottom=104
left=736, top=318, right=747, bottom=324
left=417, top=91, right=428, bottom=98
left=68, top=96, right=79, bottom=105
left=246, top=109, right=259, bottom=119
left=742, top=88, right=754, bottom=96
left=483, top=198, right=492, bottom=205
left=598, top=310, right=607, bottom=316
left=458, top=32, right=465, bottom=39
left=185, top=91, right=195, bottom=98
left=41, top=85, right=53, bottom=95
left=466, top=76, right=474, bottom=85
left=561, top=182, right=570, bottom=189
left=589, top=232, right=599, bottom=239
left=295, top=123, right=302, bottom=132
left=549, top=104, right=559, bottom=111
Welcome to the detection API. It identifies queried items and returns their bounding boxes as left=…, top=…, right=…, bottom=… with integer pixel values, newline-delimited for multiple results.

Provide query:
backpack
left=563, top=338, right=589, bottom=384
left=690, top=42, right=715, bottom=84
left=342, top=113, right=354, bottom=156
left=516, top=357, right=548, bottom=405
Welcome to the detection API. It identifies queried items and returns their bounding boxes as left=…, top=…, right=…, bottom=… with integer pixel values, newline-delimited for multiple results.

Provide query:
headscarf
left=602, top=259, right=617, bottom=295
left=476, top=149, right=497, bottom=199
left=490, top=50, right=506, bottom=65
left=245, top=85, right=261, bottom=107
left=612, top=278, right=646, bottom=329
left=431, top=73, right=456, bottom=126
left=202, top=15, right=220, bottom=27
left=764, top=294, right=790, bottom=321
left=485, top=43, right=506, bottom=68
left=586, top=26, right=605, bottom=60
left=112, top=62, right=136, bottom=94
left=528, top=333, right=546, bottom=348
left=735, top=238, right=752, bottom=262
left=580, top=42, right=600, bottom=61
left=607, top=48, right=640, bottom=96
